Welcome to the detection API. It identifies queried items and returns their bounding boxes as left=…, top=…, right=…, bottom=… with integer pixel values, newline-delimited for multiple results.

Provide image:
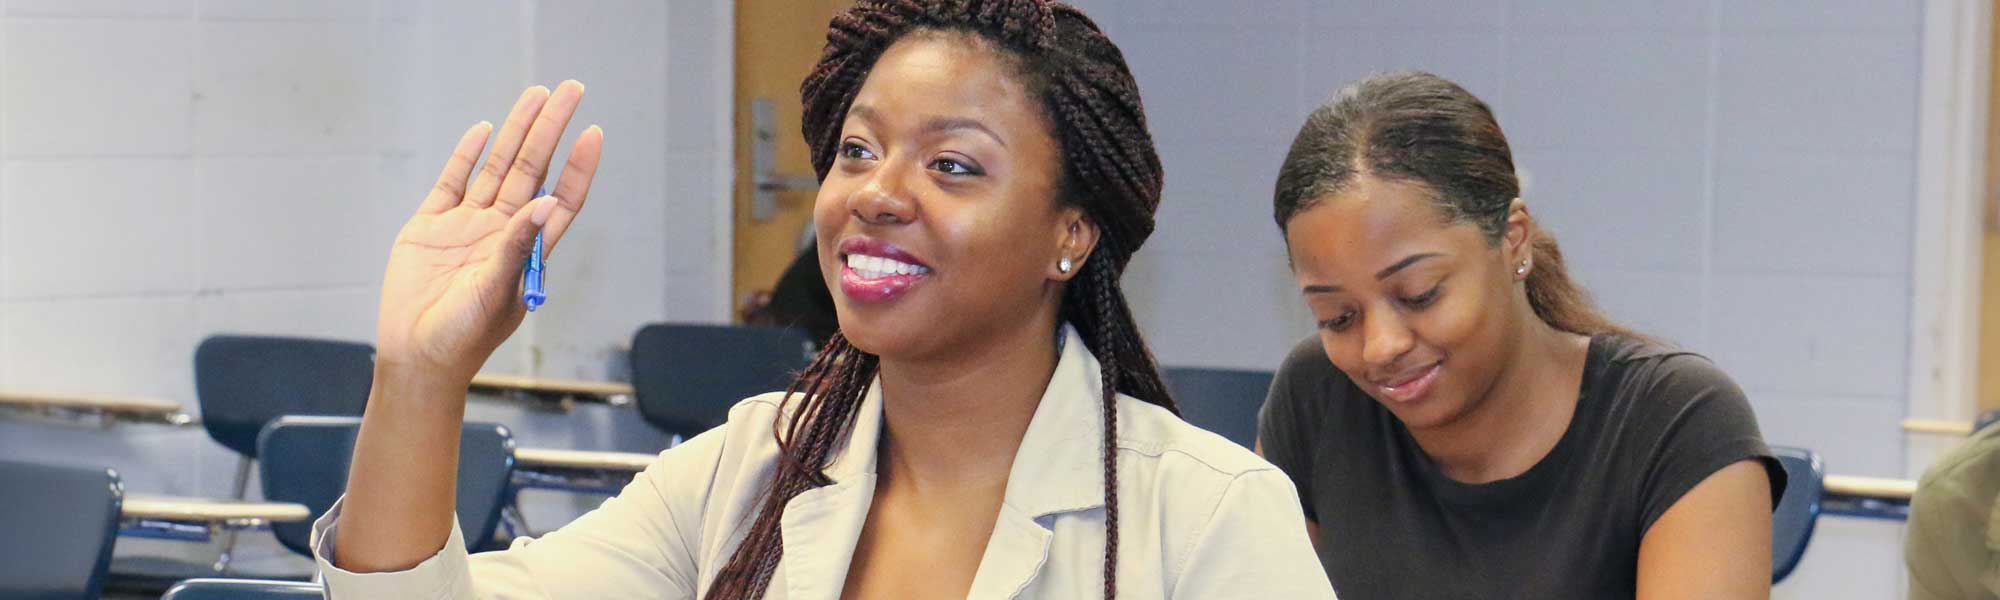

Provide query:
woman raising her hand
left=315, top=2, right=1334, bottom=599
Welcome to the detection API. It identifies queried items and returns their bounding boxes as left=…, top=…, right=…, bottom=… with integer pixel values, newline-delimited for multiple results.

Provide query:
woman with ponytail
left=310, top=1, right=1333, bottom=598
left=1256, top=71, right=1785, bottom=599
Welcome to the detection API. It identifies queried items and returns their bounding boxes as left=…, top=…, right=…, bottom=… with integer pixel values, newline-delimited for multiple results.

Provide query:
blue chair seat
left=0, top=461, right=123, bottom=600
left=1771, top=446, right=1822, bottom=583
left=257, top=416, right=517, bottom=557
left=629, top=323, right=816, bottom=439
left=1160, top=366, right=1275, bottom=449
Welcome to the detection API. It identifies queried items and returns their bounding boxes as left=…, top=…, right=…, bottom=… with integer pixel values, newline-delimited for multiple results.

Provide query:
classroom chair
left=1771, top=446, right=1823, bottom=583
left=257, top=416, right=516, bottom=557
left=0, top=461, right=123, bottom=600
left=160, top=578, right=323, bottom=599
left=629, top=323, right=817, bottom=440
left=196, top=335, right=374, bottom=570
left=1160, top=366, right=1276, bottom=449
left=1975, top=409, right=2000, bottom=432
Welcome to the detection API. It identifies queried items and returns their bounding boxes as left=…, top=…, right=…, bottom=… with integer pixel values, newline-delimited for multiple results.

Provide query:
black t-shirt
left=1257, top=333, right=1785, bottom=599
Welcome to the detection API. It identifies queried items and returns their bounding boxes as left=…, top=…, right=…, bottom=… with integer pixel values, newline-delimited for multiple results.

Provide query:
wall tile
left=196, top=21, right=375, bottom=154
left=1, top=159, right=198, bottom=298
left=2, top=19, right=192, bottom=155
left=1506, top=33, right=1708, bottom=151
left=1714, top=152, right=1915, bottom=275
left=1717, top=33, right=1919, bottom=154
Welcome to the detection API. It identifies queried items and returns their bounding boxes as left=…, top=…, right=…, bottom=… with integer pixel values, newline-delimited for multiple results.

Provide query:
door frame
left=708, top=0, right=739, bottom=323
left=1907, top=0, right=1992, bottom=472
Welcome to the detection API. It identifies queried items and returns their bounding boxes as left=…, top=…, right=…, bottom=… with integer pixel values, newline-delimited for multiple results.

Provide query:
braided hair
left=702, top=1, right=1171, bottom=598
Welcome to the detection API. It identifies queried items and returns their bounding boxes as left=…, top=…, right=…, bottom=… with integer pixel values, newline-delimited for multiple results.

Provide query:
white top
left=311, top=325, right=1337, bottom=599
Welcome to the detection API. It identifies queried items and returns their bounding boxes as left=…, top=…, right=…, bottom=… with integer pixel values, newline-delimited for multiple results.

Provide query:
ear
left=1050, top=207, right=1100, bottom=282
left=1502, top=198, right=1535, bottom=280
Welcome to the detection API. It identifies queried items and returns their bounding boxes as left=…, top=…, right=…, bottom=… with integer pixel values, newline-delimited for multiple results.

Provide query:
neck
left=874, top=310, right=1062, bottom=493
left=1410, top=313, right=1591, bottom=483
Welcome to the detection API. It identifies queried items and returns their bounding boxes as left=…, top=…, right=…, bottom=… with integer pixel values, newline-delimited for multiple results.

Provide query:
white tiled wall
left=0, top=0, right=730, bottom=574
left=1076, top=0, right=1923, bottom=596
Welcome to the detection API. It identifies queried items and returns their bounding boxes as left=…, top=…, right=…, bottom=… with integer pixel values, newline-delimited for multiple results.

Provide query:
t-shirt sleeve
left=1633, top=353, right=1785, bottom=534
left=1258, top=336, right=1331, bottom=521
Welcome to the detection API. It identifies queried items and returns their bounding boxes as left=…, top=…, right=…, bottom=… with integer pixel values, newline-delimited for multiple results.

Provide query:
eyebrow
left=848, top=104, right=1007, bottom=148
left=1301, top=253, right=1444, bottom=294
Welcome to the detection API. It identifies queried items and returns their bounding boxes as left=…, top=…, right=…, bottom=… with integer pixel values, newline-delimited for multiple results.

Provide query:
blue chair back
left=1160, top=367, right=1275, bottom=448
left=195, top=335, right=374, bottom=459
left=629, top=323, right=816, bottom=437
left=1771, top=446, right=1822, bottom=583
left=0, top=461, right=123, bottom=600
left=257, top=416, right=515, bottom=557
left=161, top=578, right=323, bottom=599
left=1975, top=409, right=2000, bottom=432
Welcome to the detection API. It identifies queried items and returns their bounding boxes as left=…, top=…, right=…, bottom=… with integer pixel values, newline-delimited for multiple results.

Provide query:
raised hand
left=375, top=80, right=602, bottom=381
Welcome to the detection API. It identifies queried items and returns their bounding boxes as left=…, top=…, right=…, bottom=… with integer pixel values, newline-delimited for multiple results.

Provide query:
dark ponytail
left=1274, top=70, right=1634, bottom=338
left=705, top=2, right=1172, bottom=598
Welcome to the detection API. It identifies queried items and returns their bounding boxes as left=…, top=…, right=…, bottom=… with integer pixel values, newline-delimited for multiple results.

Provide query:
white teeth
left=844, top=253, right=930, bottom=279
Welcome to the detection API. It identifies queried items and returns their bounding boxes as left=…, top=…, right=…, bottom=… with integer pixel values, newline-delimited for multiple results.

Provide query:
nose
left=1360, top=309, right=1415, bottom=375
left=848, top=161, right=917, bottom=226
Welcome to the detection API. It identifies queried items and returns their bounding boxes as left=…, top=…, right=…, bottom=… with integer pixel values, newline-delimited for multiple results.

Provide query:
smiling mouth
left=834, top=238, right=934, bottom=304
left=842, top=253, right=931, bottom=279
left=1372, top=362, right=1440, bottom=403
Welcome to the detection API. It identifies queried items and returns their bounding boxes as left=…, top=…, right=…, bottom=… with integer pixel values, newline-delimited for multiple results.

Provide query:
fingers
left=416, top=121, right=493, bottom=215
left=463, top=86, right=552, bottom=210
left=494, top=80, right=586, bottom=215
left=539, top=125, right=602, bottom=255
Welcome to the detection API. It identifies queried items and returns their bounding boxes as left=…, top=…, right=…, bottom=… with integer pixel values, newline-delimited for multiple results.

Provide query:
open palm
left=377, top=81, right=602, bottom=380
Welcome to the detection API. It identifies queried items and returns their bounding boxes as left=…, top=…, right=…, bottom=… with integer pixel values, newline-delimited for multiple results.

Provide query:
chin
left=1375, top=390, right=1471, bottom=432
left=830, top=306, right=925, bottom=359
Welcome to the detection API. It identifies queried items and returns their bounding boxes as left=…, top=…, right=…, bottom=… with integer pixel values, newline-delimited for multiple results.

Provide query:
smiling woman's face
left=813, top=31, right=1083, bottom=362
left=1285, top=174, right=1526, bottom=431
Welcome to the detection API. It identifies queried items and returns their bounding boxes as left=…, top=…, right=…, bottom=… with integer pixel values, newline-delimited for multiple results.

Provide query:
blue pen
left=523, top=187, right=549, bottom=311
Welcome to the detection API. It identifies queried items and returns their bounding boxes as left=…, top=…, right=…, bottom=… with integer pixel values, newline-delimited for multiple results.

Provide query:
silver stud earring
left=1516, top=261, right=1529, bottom=276
left=1059, top=257, right=1073, bottom=274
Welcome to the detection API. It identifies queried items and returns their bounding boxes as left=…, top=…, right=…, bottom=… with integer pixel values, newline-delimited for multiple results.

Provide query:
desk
left=512, top=447, right=654, bottom=495
left=1902, top=418, right=1974, bottom=436
left=0, top=389, right=193, bottom=427
left=119, top=495, right=311, bottom=542
left=1822, top=475, right=1917, bottom=521
left=470, top=373, right=635, bottom=410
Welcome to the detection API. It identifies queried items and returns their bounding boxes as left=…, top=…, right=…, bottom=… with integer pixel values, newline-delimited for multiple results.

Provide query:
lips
left=836, top=237, right=933, bottom=304
left=1371, top=362, right=1440, bottom=404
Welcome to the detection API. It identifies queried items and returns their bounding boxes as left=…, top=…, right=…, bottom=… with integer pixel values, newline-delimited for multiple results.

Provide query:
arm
left=1634, top=460, right=1772, bottom=600
left=316, top=429, right=719, bottom=599
left=329, top=80, right=601, bottom=579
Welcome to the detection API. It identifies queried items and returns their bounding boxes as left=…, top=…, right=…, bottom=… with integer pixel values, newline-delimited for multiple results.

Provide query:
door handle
left=752, top=97, right=818, bottom=222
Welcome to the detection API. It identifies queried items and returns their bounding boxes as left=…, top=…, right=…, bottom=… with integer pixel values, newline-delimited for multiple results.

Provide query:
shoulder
left=1262, top=335, right=1352, bottom=428
left=1593, top=334, right=1748, bottom=417
left=1916, top=425, right=2000, bottom=498
left=1112, top=392, right=1292, bottom=505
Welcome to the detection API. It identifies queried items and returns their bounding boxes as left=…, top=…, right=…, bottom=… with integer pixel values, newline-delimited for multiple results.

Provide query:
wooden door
left=731, top=1, right=852, bottom=320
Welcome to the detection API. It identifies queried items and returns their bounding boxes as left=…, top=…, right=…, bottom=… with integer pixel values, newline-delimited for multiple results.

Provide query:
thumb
left=496, top=195, right=560, bottom=271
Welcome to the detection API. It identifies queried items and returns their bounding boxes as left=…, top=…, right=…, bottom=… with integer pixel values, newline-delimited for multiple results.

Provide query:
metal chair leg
left=212, top=456, right=253, bottom=572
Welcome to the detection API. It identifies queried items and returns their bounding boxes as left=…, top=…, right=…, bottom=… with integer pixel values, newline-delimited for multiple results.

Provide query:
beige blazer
left=311, top=324, right=1336, bottom=599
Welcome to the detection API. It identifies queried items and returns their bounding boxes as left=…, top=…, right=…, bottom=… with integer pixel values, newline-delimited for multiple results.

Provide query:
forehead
left=849, top=33, right=1043, bottom=130
left=1286, top=177, right=1479, bottom=275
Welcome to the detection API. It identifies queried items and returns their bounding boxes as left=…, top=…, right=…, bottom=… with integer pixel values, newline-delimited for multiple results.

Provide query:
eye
left=839, top=141, right=876, bottom=161
left=1402, top=285, right=1442, bottom=308
left=1319, top=310, right=1357, bottom=332
left=930, top=157, right=980, bottom=176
